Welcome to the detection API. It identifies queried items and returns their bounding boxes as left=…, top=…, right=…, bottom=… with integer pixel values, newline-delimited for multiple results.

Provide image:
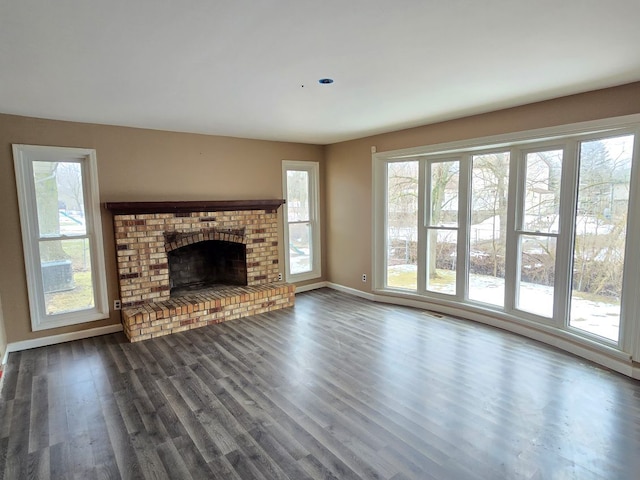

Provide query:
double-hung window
left=282, top=161, right=321, bottom=282
left=13, top=145, right=109, bottom=331
left=513, top=147, right=564, bottom=319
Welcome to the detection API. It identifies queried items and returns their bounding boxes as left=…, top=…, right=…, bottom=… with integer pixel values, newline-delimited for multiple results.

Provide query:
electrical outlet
left=362, top=274, right=367, bottom=283
left=114, top=299, right=121, bottom=310
left=278, top=272, right=283, bottom=281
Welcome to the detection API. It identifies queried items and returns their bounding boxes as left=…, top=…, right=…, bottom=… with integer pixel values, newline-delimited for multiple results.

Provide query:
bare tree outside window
left=426, top=161, right=459, bottom=294
left=386, top=161, right=418, bottom=289
left=570, top=136, right=634, bottom=340
left=468, top=152, right=510, bottom=306
left=515, top=150, right=563, bottom=318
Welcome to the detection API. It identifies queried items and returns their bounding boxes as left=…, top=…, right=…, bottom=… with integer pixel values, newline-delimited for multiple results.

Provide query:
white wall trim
left=294, top=281, right=329, bottom=293
left=2, top=323, right=123, bottom=364
left=325, top=283, right=639, bottom=380
left=326, top=282, right=376, bottom=301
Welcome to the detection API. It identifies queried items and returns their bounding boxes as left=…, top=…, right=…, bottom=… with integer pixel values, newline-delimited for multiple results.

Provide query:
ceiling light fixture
left=318, top=78, right=334, bottom=84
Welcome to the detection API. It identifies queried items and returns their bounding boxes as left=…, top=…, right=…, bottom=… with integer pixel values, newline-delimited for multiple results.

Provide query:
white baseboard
left=326, top=282, right=376, bottom=301
left=324, top=283, right=637, bottom=380
left=294, top=281, right=329, bottom=293
left=2, top=323, right=123, bottom=364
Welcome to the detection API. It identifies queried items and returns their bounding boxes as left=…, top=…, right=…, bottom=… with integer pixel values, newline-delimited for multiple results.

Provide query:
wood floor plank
left=0, top=399, right=14, bottom=440
left=247, top=426, right=315, bottom=480
left=171, top=435, right=217, bottom=479
left=206, top=454, right=245, bottom=480
left=13, top=351, right=34, bottom=401
left=4, top=399, right=30, bottom=479
left=225, top=448, right=271, bottom=480
left=156, top=439, right=194, bottom=480
left=215, top=375, right=310, bottom=461
left=154, top=377, right=227, bottom=461
left=49, top=441, right=72, bottom=480
left=26, top=446, right=50, bottom=480
left=2, top=288, right=640, bottom=479
left=128, top=430, right=170, bottom=480
left=297, top=453, right=341, bottom=480
left=0, top=437, right=8, bottom=478
left=234, top=431, right=292, bottom=480
left=47, top=381, right=68, bottom=447
left=94, top=458, right=120, bottom=480
left=99, top=393, right=145, bottom=479
left=131, top=370, right=187, bottom=441
left=28, top=375, right=49, bottom=454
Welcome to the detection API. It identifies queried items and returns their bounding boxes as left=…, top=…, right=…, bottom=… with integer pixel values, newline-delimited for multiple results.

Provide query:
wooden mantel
left=104, top=199, right=286, bottom=215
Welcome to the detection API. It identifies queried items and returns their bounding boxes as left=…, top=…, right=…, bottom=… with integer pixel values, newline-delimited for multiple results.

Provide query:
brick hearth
left=121, top=283, right=293, bottom=341
left=105, top=200, right=295, bottom=342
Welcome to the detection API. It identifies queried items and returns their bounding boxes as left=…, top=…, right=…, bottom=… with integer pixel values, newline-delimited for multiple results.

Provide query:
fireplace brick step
left=121, top=282, right=295, bottom=342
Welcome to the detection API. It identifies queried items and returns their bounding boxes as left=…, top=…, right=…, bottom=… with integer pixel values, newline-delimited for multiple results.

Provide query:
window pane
left=429, top=161, right=459, bottom=226
left=289, top=222, right=312, bottom=274
left=34, top=161, right=86, bottom=237
left=523, top=150, right=563, bottom=233
left=287, top=170, right=310, bottom=222
left=40, top=238, right=95, bottom=315
left=387, top=161, right=418, bottom=290
left=469, top=152, right=510, bottom=306
left=569, top=135, right=634, bottom=341
left=427, top=229, right=456, bottom=295
left=517, top=235, right=556, bottom=318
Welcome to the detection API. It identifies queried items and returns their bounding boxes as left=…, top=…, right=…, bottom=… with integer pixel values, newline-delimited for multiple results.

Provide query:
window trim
left=373, top=113, right=640, bottom=366
left=13, top=144, right=109, bottom=331
left=282, top=160, right=322, bottom=283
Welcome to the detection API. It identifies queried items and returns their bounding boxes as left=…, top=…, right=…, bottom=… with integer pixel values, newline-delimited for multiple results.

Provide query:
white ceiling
left=2, top=1, right=640, bottom=145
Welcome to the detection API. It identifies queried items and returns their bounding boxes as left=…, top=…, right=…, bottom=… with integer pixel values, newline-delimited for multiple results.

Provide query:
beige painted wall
left=325, top=82, right=640, bottom=292
left=0, top=295, right=6, bottom=360
left=0, top=114, right=325, bottom=344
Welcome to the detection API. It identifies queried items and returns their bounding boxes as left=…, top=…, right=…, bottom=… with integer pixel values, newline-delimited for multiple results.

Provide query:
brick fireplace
left=105, top=200, right=295, bottom=342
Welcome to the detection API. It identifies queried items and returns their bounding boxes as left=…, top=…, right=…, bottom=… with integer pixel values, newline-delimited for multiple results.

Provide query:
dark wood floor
left=1, top=288, right=640, bottom=479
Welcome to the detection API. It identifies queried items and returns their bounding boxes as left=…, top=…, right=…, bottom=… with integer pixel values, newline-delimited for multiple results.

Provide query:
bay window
left=374, top=115, right=640, bottom=364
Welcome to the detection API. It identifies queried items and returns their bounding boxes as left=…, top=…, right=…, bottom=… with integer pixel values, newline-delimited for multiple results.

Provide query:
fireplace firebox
left=168, top=240, right=247, bottom=296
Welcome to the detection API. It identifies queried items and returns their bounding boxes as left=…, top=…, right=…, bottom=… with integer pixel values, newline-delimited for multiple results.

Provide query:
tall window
left=374, top=117, right=640, bottom=356
left=427, top=160, right=460, bottom=295
left=282, top=161, right=321, bottom=282
left=13, top=145, right=109, bottom=331
left=386, top=161, right=418, bottom=289
left=469, top=152, right=510, bottom=306
left=515, top=149, right=563, bottom=318
left=569, top=135, right=634, bottom=341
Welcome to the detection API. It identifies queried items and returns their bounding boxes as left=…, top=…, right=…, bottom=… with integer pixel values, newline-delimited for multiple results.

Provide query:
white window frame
left=13, top=144, right=109, bottom=331
left=424, top=157, right=465, bottom=298
left=373, top=114, right=640, bottom=364
left=282, top=160, right=321, bottom=282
